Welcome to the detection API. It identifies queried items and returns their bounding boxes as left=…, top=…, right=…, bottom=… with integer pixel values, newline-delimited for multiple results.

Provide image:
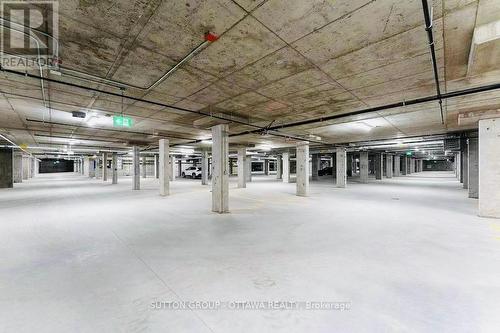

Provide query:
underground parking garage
left=1, top=0, right=500, bottom=331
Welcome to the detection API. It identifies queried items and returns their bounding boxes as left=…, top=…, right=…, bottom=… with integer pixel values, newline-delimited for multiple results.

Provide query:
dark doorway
left=39, top=159, right=74, bottom=173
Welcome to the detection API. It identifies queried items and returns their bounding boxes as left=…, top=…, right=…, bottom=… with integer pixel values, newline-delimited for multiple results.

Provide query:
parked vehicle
left=318, top=167, right=333, bottom=176
left=182, top=166, right=202, bottom=178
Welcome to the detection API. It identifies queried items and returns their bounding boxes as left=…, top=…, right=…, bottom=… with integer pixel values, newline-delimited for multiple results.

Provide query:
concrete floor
left=0, top=172, right=499, bottom=332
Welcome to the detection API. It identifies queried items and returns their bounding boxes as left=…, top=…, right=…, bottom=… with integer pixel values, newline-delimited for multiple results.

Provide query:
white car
left=182, top=166, right=202, bottom=178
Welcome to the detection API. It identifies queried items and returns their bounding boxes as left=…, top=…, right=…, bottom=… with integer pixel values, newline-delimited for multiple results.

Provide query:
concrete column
left=201, top=150, right=209, bottom=185
left=237, top=147, right=246, bottom=188
left=211, top=124, right=229, bottom=213
left=22, top=156, right=29, bottom=180
left=178, top=159, right=182, bottom=177
left=461, top=147, right=468, bottom=189
left=95, top=156, right=101, bottom=178
left=282, top=152, right=290, bottom=183
left=336, top=147, right=346, bottom=188
left=13, top=152, right=22, bottom=183
left=386, top=154, right=393, bottom=178
left=264, top=159, right=269, bottom=176
left=456, top=152, right=461, bottom=180
left=102, top=152, right=108, bottom=181
left=401, top=156, right=408, bottom=175
left=83, top=157, right=90, bottom=177
left=468, top=138, right=479, bottom=199
left=296, top=142, right=309, bottom=196
left=245, top=156, right=252, bottom=182
left=479, top=118, right=500, bottom=217
left=89, top=158, right=96, bottom=178
left=276, top=155, right=282, bottom=179
left=141, top=156, right=147, bottom=179
left=159, top=139, right=170, bottom=196
left=111, top=153, right=118, bottom=184
left=375, top=153, right=383, bottom=180
left=133, top=146, right=140, bottom=190
left=0, top=148, right=13, bottom=188
left=154, top=154, right=159, bottom=179
left=170, top=156, right=175, bottom=181
left=393, top=155, right=400, bottom=177
left=311, top=154, right=320, bottom=181
left=360, top=151, right=369, bottom=183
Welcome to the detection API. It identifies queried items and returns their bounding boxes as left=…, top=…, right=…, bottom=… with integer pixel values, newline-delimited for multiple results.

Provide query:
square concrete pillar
left=296, top=142, right=309, bottom=196
left=386, top=154, right=393, bottom=178
left=311, top=154, right=320, bottom=181
left=393, top=155, right=400, bottom=177
left=112, top=153, right=118, bottom=184
left=468, top=138, right=478, bottom=199
left=264, top=159, right=269, bottom=176
left=282, top=152, right=290, bottom=183
left=375, top=153, right=383, bottom=180
left=276, top=155, right=282, bottom=179
left=245, top=156, right=252, bottom=182
left=29, top=157, right=35, bottom=178
left=461, top=147, right=468, bottom=189
left=211, top=124, right=229, bottom=213
left=133, top=147, right=140, bottom=190
left=237, top=147, right=246, bottom=188
left=479, top=119, right=500, bottom=217
left=102, top=152, right=108, bottom=181
left=83, top=157, right=90, bottom=177
left=401, top=156, right=408, bottom=175
left=0, top=148, right=13, bottom=188
left=159, top=139, right=170, bottom=196
left=13, top=152, right=22, bottom=183
left=89, top=158, right=96, bottom=178
left=22, top=156, right=29, bottom=180
left=360, top=151, right=369, bottom=183
left=201, top=150, right=209, bottom=185
left=141, top=156, right=147, bottom=179
left=154, top=154, right=159, bottom=179
left=170, top=156, right=175, bottom=181
left=336, top=148, right=347, bottom=188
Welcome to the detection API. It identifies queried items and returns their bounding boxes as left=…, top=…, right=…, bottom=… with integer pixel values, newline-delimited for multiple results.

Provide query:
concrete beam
left=211, top=124, right=229, bottom=213
left=296, top=142, right=309, bottom=197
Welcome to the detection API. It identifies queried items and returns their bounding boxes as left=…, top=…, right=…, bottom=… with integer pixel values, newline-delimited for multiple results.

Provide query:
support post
left=336, top=148, right=346, bottom=188
left=154, top=154, right=159, bottom=179
left=468, top=138, right=479, bottom=199
left=0, top=148, right=13, bottom=188
left=360, top=151, right=369, bottom=183
left=13, top=152, right=22, bottom=183
left=296, top=142, right=309, bottom=196
left=112, top=152, right=118, bottom=184
left=393, top=155, right=400, bottom=176
left=462, top=146, right=468, bottom=189
left=159, top=139, right=170, bottom=196
left=170, top=156, right=175, bottom=181
left=479, top=118, right=500, bottom=218
left=375, top=153, right=383, bottom=180
left=311, top=154, right=320, bottom=181
left=211, top=124, right=229, bottom=213
left=201, top=150, right=209, bottom=185
left=282, top=152, right=290, bottom=183
left=102, top=152, right=108, bottom=181
left=276, top=155, right=282, bottom=179
left=245, top=157, right=252, bottom=182
left=142, top=156, right=147, bottom=179
left=386, top=154, right=393, bottom=178
left=133, top=146, right=140, bottom=190
left=237, top=147, right=246, bottom=188
left=402, top=156, right=408, bottom=175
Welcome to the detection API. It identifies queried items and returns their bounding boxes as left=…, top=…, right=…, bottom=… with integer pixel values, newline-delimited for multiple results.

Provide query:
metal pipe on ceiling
left=421, top=0, right=445, bottom=124
left=2, top=66, right=500, bottom=146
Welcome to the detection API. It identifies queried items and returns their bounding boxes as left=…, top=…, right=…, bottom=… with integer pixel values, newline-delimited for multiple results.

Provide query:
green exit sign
left=406, top=151, right=413, bottom=156
left=113, top=115, right=133, bottom=128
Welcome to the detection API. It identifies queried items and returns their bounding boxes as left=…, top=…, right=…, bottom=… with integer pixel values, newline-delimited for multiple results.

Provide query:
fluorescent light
left=201, top=140, right=212, bottom=145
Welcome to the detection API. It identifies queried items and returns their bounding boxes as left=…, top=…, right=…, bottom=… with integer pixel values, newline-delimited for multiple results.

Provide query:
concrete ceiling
left=1, top=0, right=500, bottom=156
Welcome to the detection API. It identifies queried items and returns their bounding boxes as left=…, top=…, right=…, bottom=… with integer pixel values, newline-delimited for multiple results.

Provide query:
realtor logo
left=1, top=0, right=59, bottom=67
